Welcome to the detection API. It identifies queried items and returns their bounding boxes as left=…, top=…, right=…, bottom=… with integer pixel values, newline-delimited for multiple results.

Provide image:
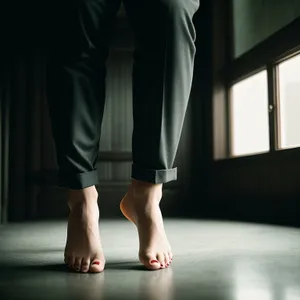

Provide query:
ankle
left=131, top=179, right=163, bottom=194
left=131, top=179, right=162, bottom=189
left=67, top=186, right=98, bottom=209
left=129, top=180, right=163, bottom=202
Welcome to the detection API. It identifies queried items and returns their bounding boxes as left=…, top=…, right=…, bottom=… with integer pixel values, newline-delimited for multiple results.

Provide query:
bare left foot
left=120, top=180, right=173, bottom=270
left=64, top=186, right=105, bottom=273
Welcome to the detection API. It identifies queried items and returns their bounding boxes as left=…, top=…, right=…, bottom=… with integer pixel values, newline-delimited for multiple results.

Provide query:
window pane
left=233, top=0, right=300, bottom=58
left=277, top=54, right=300, bottom=149
left=230, top=70, right=270, bottom=156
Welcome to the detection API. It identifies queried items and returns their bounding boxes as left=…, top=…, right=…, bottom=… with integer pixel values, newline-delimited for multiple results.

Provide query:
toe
left=167, top=253, right=172, bottom=264
left=164, top=254, right=170, bottom=267
left=74, top=257, right=82, bottom=272
left=81, top=259, right=90, bottom=273
left=68, top=255, right=75, bottom=269
left=141, top=253, right=161, bottom=270
left=89, top=258, right=105, bottom=273
left=148, top=258, right=161, bottom=270
left=157, top=254, right=165, bottom=268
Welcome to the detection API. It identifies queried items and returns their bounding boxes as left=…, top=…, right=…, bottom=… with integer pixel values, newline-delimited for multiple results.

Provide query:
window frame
left=212, top=0, right=300, bottom=163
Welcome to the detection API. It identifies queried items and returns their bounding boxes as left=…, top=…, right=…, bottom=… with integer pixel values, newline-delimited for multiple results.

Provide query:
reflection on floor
left=1, top=219, right=300, bottom=300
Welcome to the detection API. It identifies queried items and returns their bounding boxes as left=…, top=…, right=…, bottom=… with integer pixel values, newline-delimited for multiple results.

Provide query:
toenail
left=150, top=260, right=159, bottom=264
left=92, top=261, right=100, bottom=265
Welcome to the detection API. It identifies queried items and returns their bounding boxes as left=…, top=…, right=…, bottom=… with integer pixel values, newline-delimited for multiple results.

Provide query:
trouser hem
left=131, top=164, right=177, bottom=184
left=57, top=169, right=99, bottom=189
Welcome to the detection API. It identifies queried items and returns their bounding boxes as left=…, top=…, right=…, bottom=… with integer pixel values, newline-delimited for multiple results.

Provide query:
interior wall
left=233, top=0, right=300, bottom=57
left=189, top=0, right=213, bottom=218
left=209, top=156, right=300, bottom=226
left=0, top=71, right=11, bottom=224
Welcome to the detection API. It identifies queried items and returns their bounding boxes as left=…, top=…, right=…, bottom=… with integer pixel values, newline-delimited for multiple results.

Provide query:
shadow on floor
left=0, top=261, right=147, bottom=273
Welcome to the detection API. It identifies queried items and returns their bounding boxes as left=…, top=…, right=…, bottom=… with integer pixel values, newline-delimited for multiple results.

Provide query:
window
left=212, top=0, right=300, bottom=160
left=230, top=70, right=270, bottom=157
left=277, top=53, right=300, bottom=149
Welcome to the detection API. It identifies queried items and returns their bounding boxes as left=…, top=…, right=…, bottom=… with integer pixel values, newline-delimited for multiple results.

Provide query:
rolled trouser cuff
left=131, top=164, right=177, bottom=184
left=57, top=169, right=99, bottom=189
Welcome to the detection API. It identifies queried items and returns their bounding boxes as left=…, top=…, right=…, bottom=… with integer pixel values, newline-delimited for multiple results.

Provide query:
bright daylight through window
left=277, top=54, right=300, bottom=150
left=230, top=70, right=270, bottom=157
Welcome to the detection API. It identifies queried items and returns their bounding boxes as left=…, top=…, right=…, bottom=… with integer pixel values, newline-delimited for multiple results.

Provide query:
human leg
left=121, top=0, right=200, bottom=270
left=46, top=0, right=122, bottom=273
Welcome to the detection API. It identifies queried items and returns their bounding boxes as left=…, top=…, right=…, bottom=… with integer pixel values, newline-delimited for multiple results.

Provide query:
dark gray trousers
left=46, top=0, right=200, bottom=189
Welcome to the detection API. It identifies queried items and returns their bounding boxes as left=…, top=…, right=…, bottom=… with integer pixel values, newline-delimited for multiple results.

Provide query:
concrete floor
left=1, top=219, right=300, bottom=300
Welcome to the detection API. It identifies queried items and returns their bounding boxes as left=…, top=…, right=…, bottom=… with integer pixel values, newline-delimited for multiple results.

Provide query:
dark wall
left=209, top=155, right=300, bottom=226
left=0, top=66, right=11, bottom=224
left=188, top=1, right=213, bottom=218
left=233, top=0, right=300, bottom=57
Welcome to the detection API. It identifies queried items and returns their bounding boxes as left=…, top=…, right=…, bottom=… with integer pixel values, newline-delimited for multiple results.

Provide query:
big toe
left=89, top=258, right=105, bottom=273
left=140, top=254, right=161, bottom=270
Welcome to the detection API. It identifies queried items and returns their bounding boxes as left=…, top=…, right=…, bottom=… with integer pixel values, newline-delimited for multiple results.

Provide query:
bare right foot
left=120, top=180, right=173, bottom=270
left=64, top=186, right=105, bottom=273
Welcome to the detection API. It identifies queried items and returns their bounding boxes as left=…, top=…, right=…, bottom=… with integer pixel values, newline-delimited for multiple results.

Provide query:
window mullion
left=267, top=63, right=277, bottom=152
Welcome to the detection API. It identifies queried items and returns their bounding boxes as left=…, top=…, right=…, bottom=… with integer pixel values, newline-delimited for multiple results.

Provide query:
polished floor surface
left=1, top=219, right=300, bottom=300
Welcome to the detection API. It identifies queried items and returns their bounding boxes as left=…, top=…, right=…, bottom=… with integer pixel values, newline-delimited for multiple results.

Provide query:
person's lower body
left=46, top=0, right=200, bottom=273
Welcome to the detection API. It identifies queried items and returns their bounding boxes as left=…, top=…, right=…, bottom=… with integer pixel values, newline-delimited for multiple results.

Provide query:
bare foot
left=120, top=180, right=173, bottom=270
left=64, top=186, right=105, bottom=273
